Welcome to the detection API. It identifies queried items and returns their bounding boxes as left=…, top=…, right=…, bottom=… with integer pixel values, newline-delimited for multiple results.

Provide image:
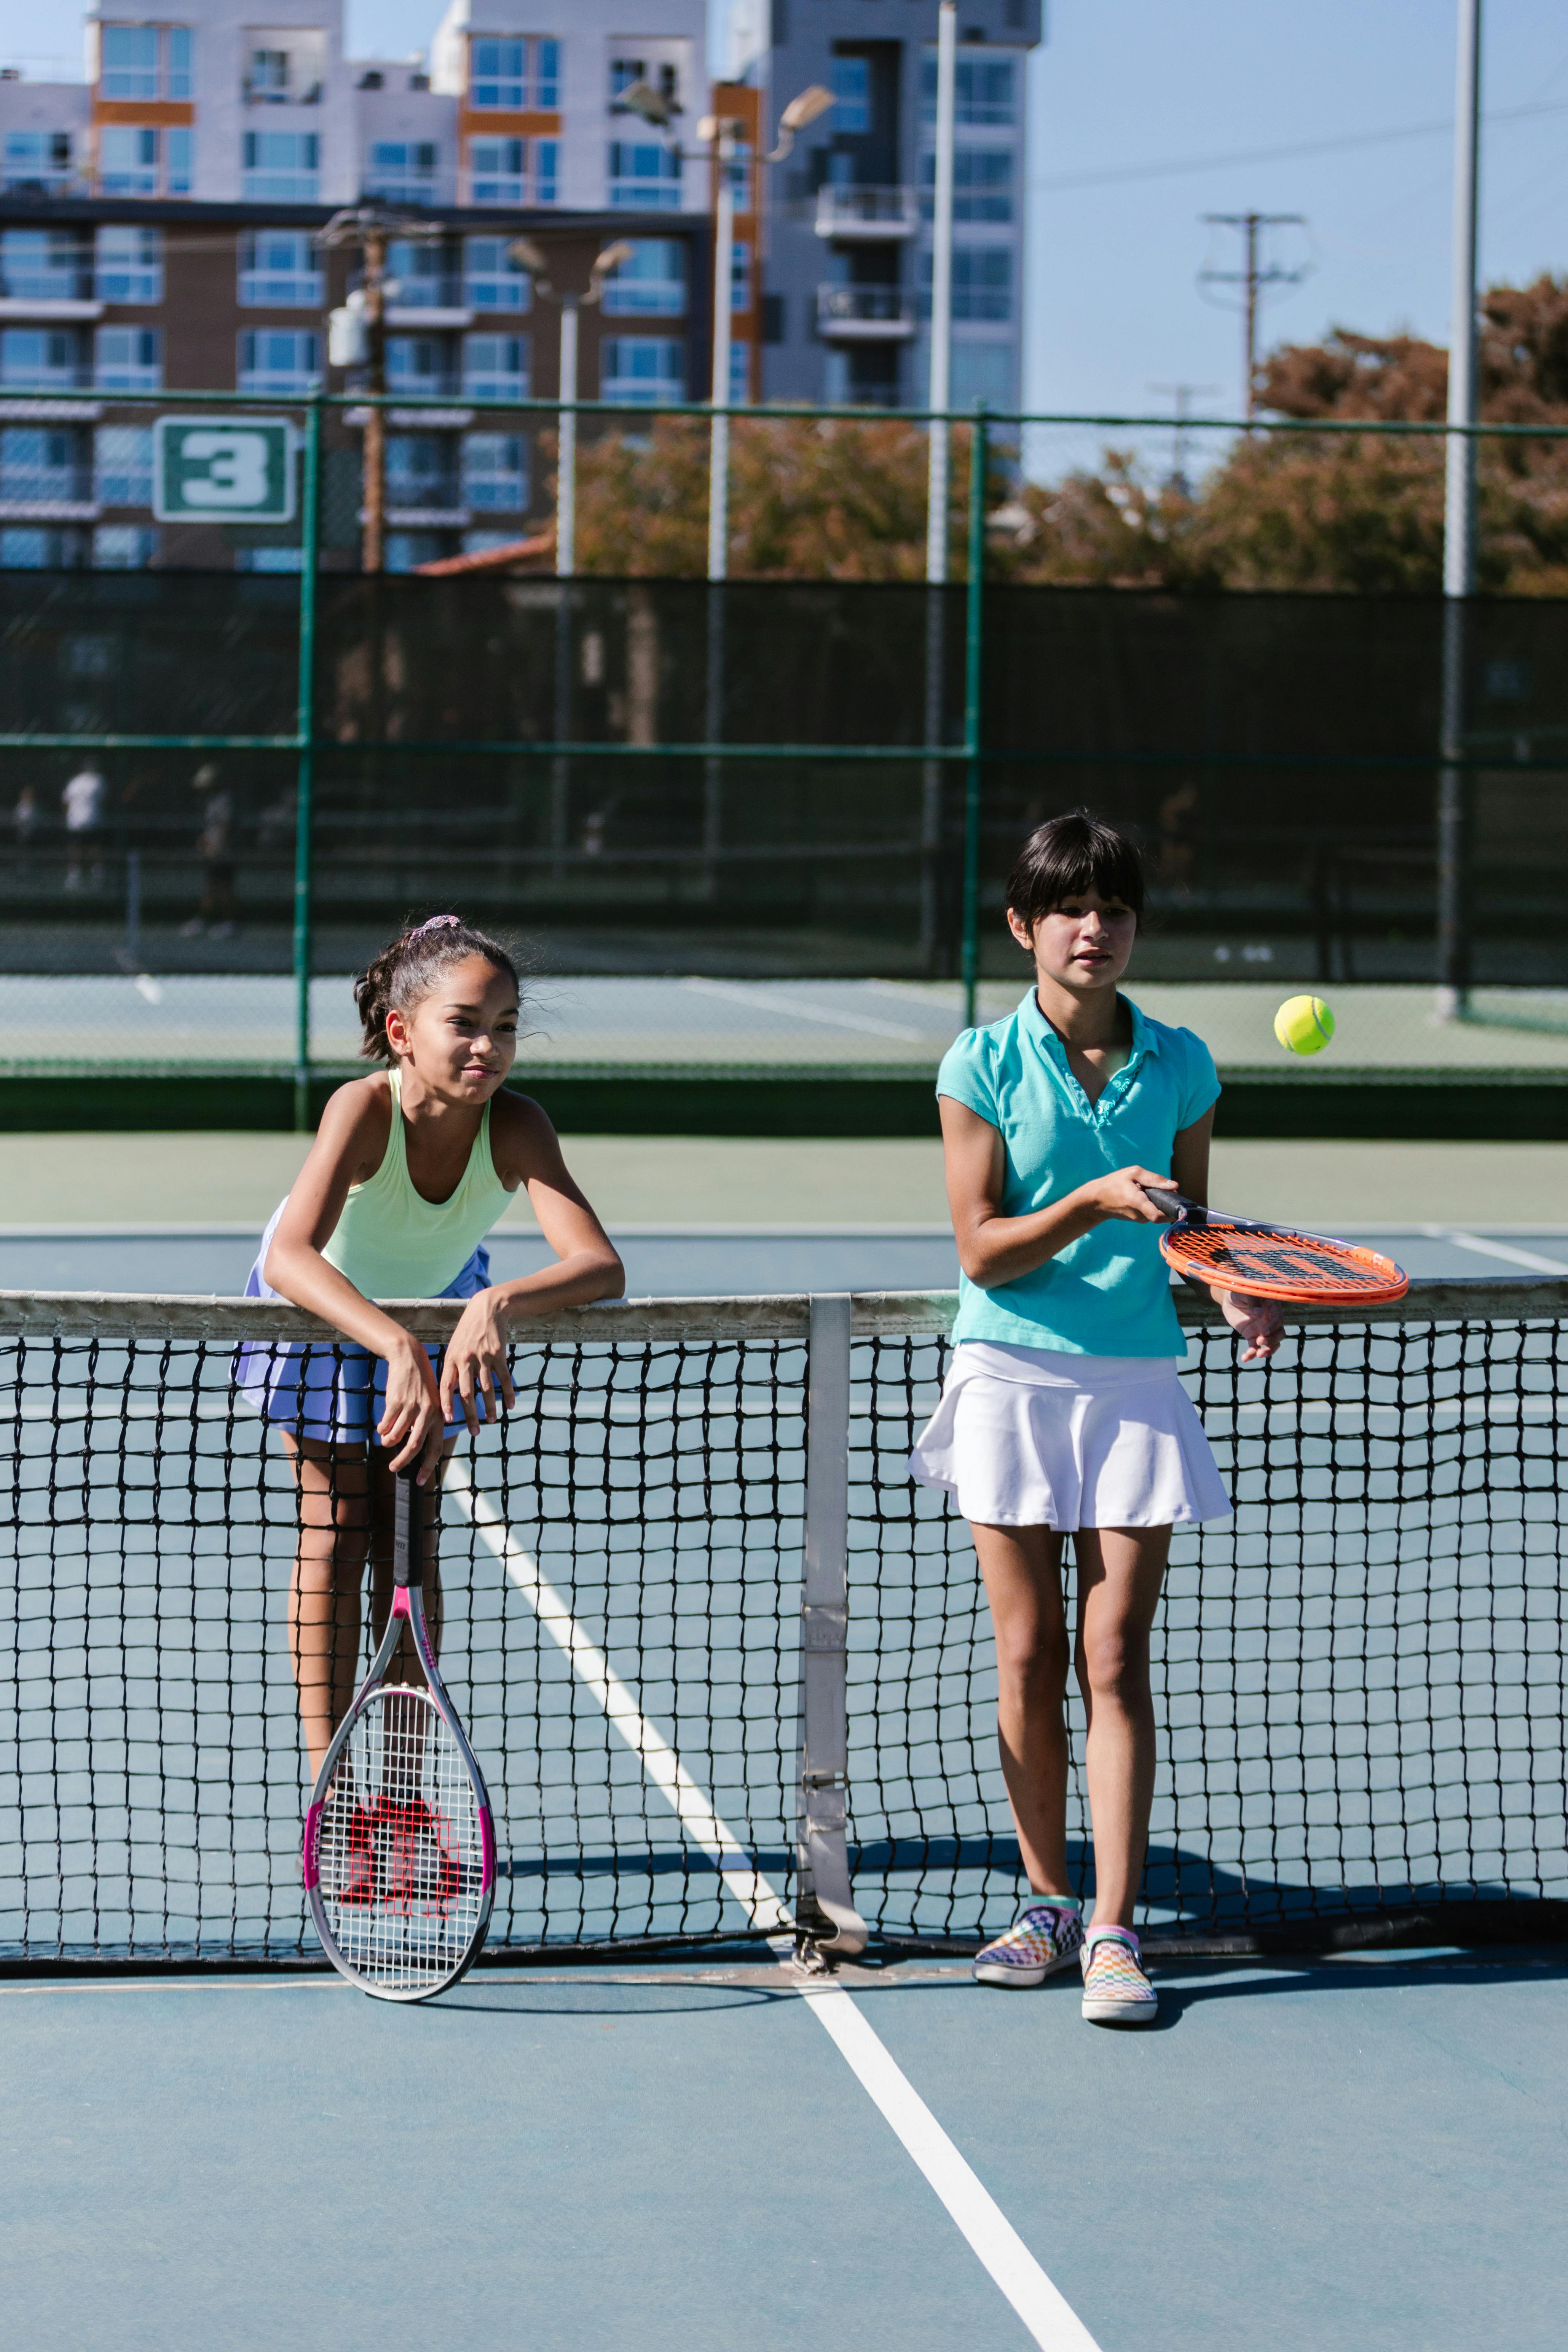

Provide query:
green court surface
left=6, top=1949, right=1566, bottom=2352
left=3, top=1129, right=1568, bottom=1231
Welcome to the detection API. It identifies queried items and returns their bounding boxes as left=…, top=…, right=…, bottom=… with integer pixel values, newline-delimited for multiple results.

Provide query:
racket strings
left=318, top=1686, right=484, bottom=1991
left=1163, top=1224, right=1407, bottom=1300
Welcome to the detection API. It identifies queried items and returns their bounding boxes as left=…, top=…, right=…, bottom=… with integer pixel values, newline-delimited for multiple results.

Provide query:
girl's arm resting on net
left=941, top=1095, right=1187, bottom=1288
left=440, top=1094, right=625, bottom=1430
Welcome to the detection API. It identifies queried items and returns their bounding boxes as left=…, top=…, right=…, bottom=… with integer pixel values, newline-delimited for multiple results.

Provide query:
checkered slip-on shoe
left=1080, top=1924, right=1158, bottom=2026
left=973, top=1900, right=1085, bottom=1988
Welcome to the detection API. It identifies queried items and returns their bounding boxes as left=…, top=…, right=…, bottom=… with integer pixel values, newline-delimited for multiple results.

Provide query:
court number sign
left=153, top=416, right=296, bottom=523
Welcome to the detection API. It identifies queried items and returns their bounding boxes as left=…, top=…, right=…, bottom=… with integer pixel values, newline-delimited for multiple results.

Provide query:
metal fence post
left=960, top=402, right=988, bottom=1030
left=797, top=1293, right=868, bottom=1957
left=292, top=394, right=322, bottom=1135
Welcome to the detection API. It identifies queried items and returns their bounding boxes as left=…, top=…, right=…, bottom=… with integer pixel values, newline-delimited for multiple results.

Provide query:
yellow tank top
left=322, top=1067, right=514, bottom=1300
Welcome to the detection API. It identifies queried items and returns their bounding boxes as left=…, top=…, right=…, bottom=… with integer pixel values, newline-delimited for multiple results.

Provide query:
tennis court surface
left=5, top=1278, right=1566, bottom=2348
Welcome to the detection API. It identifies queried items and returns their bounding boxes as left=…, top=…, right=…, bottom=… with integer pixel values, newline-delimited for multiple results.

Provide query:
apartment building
left=0, top=0, right=711, bottom=567
left=732, top=0, right=1040, bottom=412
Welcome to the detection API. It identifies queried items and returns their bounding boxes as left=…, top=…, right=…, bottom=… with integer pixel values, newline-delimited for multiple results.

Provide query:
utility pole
left=925, top=0, right=957, bottom=583
left=1436, top=0, right=1483, bottom=1018
left=1148, top=381, right=1218, bottom=495
left=1200, top=212, right=1308, bottom=418
left=324, top=202, right=440, bottom=572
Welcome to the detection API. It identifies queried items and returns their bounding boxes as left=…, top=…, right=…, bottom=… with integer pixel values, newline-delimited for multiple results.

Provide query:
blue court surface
left=6, top=1945, right=1566, bottom=2351
left=1, top=1219, right=1566, bottom=1297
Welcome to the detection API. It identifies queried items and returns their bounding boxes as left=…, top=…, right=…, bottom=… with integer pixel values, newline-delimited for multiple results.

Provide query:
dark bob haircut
left=1005, top=811, right=1145, bottom=932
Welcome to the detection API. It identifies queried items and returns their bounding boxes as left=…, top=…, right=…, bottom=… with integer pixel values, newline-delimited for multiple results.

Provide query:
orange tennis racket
left=1144, top=1188, right=1408, bottom=1305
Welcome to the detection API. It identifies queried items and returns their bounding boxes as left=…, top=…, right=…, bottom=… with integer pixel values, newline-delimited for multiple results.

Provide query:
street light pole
left=1437, top=0, right=1483, bottom=1018
left=707, top=118, right=736, bottom=584
left=557, top=291, right=580, bottom=577
left=925, top=0, right=956, bottom=584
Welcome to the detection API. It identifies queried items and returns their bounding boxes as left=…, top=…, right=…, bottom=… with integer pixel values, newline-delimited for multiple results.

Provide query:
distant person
left=182, top=762, right=238, bottom=938
left=11, top=783, right=39, bottom=868
left=61, top=763, right=107, bottom=893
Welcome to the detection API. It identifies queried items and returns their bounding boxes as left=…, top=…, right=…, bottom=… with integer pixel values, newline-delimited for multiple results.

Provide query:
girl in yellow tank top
left=234, top=913, right=623, bottom=1781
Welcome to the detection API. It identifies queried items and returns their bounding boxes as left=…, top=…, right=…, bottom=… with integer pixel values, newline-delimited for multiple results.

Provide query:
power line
left=1028, top=96, right=1568, bottom=195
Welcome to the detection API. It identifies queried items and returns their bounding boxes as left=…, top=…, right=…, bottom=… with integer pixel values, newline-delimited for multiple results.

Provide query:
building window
left=96, top=327, right=162, bottom=389
left=922, top=148, right=1014, bottom=223
left=388, top=434, right=459, bottom=510
left=237, top=327, right=319, bottom=392
left=0, top=228, right=91, bottom=302
left=386, top=530, right=447, bottom=571
left=242, top=30, right=324, bottom=105
left=469, top=34, right=559, bottom=111
left=924, top=246, right=1012, bottom=323
left=462, top=333, right=528, bottom=401
left=96, top=226, right=163, bottom=304
left=2, top=131, right=73, bottom=192
left=100, top=24, right=159, bottom=99
left=94, top=424, right=154, bottom=506
left=607, top=141, right=681, bottom=211
left=464, top=237, right=531, bottom=312
left=93, top=524, right=158, bottom=568
left=386, top=239, right=459, bottom=310
left=829, top=56, right=869, bottom=134
left=242, top=131, right=318, bottom=202
left=98, top=124, right=188, bottom=196
left=534, top=139, right=558, bottom=204
left=99, top=24, right=191, bottom=100
left=387, top=333, right=458, bottom=394
left=730, top=239, right=751, bottom=314
left=462, top=430, right=528, bottom=511
left=728, top=339, right=749, bottom=405
left=601, top=238, right=686, bottom=316
left=921, top=56, right=1017, bottom=128
left=235, top=547, right=304, bottom=572
left=239, top=230, right=323, bottom=307
left=0, top=327, right=89, bottom=390
left=467, top=137, right=523, bottom=203
left=0, top=525, right=88, bottom=568
left=367, top=142, right=442, bottom=204
left=600, top=335, right=683, bottom=405
left=0, top=424, right=89, bottom=503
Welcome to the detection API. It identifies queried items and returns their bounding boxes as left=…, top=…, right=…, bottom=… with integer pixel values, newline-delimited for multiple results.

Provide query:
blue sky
left=2, top=0, right=1562, bottom=434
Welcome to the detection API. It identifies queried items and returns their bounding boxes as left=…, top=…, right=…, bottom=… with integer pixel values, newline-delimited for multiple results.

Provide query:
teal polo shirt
left=937, top=989, right=1221, bottom=1356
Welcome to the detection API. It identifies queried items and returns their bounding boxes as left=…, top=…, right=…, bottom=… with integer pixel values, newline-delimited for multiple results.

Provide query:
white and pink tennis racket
left=304, top=1463, right=495, bottom=2001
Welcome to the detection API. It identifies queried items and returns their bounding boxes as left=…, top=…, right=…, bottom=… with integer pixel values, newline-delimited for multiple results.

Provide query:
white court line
left=1423, top=1226, right=1568, bottom=1276
left=681, top=976, right=931, bottom=1043
left=448, top=1461, right=1101, bottom=2352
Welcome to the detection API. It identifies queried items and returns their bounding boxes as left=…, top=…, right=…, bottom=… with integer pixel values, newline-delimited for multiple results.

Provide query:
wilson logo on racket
left=1145, top=1187, right=1408, bottom=1307
left=303, top=1462, right=496, bottom=2001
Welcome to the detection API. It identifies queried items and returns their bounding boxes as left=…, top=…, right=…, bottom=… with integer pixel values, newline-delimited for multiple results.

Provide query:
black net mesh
left=3, top=1297, right=1564, bottom=1966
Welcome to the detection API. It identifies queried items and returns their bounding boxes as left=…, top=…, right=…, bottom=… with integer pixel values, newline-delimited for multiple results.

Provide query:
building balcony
left=367, top=505, right=472, bottom=530
left=814, top=186, right=920, bottom=241
left=816, top=286, right=917, bottom=340
left=386, top=305, right=474, bottom=332
left=0, top=496, right=99, bottom=522
left=0, top=296, right=103, bottom=322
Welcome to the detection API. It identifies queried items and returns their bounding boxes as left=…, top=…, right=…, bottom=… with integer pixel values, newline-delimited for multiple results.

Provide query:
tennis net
left=3, top=1281, right=1565, bottom=1967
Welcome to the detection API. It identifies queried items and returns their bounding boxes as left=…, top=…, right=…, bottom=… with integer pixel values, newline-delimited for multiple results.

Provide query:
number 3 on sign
left=153, top=415, right=296, bottom=523
left=180, top=429, right=270, bottom=506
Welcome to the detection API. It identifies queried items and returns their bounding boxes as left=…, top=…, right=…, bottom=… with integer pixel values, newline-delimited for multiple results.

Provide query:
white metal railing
left=814, top=185, right=920, bottom=239
left=815, top=285, right=918, bottom=335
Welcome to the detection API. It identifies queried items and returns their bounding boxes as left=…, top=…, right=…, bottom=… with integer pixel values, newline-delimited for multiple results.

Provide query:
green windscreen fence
left=2, top=574, right=1565, bottom=986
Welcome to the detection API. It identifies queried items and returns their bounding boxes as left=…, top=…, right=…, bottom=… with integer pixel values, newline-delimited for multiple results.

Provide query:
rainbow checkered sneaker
left=1080, top=1925, right=1158, bottom=2025
left=973, top=1900, right=1085, bottom=1987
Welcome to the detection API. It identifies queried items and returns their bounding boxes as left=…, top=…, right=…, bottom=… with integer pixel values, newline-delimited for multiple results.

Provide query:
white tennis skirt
left=908, top=1341, right=1233, bottom=1530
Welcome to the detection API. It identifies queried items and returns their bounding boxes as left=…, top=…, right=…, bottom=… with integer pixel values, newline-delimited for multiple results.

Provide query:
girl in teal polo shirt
left=911, top=812, right=1281, bottom=2026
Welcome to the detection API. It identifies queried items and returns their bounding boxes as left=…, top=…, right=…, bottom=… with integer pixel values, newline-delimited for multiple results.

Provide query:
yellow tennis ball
left=1274, top=994, right=1335, bottom=1055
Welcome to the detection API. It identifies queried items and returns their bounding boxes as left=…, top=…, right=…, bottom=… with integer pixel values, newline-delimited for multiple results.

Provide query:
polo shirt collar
left=1019, top=987, right=1161, bottom=1079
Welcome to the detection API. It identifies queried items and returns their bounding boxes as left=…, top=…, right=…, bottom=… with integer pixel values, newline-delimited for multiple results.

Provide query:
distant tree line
left=563, top=276, right=1567, bottom=593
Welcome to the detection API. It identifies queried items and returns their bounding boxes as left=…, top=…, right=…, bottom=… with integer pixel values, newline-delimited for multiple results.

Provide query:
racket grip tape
left=391, top=1463, right=423, bottom=1589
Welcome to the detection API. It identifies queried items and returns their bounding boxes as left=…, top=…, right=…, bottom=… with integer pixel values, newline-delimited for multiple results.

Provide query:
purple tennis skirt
left=231, top=1199, right=492, bottom=1446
